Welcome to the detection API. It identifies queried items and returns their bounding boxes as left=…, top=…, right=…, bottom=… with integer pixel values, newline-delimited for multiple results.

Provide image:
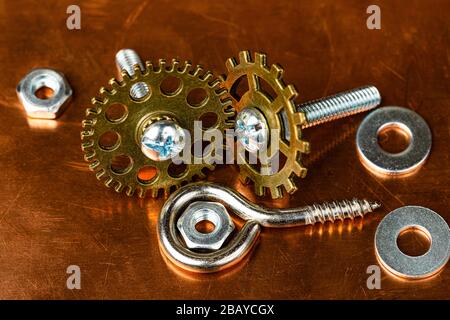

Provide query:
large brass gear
left=222, top=51, right=310, bottom=199
left=81, top=59, right=235, bottom=198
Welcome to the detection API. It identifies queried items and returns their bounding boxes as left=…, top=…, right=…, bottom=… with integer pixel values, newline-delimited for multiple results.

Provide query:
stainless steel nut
left=16, top=68, right=72, bottom=119
left=177, top=201, right=235, bottom=251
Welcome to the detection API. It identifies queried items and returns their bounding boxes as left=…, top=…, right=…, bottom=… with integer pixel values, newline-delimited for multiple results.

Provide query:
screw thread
left=115, top=48, right=145, bottom=76
left=304, top=199, right=381, bottom=225
left=115, top=48, right=149, bottom=99
left=298, top=85, right=381, bottom=128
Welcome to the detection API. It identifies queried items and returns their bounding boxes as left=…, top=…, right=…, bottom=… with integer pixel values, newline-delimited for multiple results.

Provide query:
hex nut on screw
left=177, top=201, right=235, bottom=251
left=17, top=68, right=72, bottom=119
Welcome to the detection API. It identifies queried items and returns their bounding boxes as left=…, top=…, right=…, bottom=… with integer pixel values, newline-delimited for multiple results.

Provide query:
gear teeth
left=190, top=65, right=204, bottom=77
left=82, top=119, right=96, bottom=128
left=150, top=188, right=159, bottom=198
left=201, top=71, right=214, bottom=82
left=96, top=169, right=106, bottom=180
left=99, top=86, right=113, bottom=96
left=108, top=78, right=122, bottom=89
left=121, top=70, right=131, bottom=80
left=158, top=59, right=167, bottom=71
left=125, top=185, right=135, bottom=197
left=104, top=177, right=114, bottom=188
left=180, top=60, right=192, bottom=73
left=270, top=64, right=284, bottom=79
left=300, top=140, right=311, bottom=153
left=283, top=178, right=297, bottom=194
left=133, top=64, right=142, bottom=76
left=293, top=162, right=308, bottom=178
left=137, top=187, right=146, bottom=198
left=269, top=186, right=283, bottom=199
left=238, top=51, right=251, bottom=64
left=91, top=97, right=107, bottom=106
left=145, top=61, right=154, bottom=72
left=169, top=59, right=180, bottom=72
left=254, top=52, right=267, bottom=67
left=81, top=129, right=94, bottom=139
left=255, top=184, right=265, bottom=197
left=81, top=140, right=94, bottom=150
left=283, top=84, right=298, bottom=100
left=225, top=57, right=237, bottom=72
left=83, top=150, right=96, bottom=161
left=114, top=182, right=124, bottom=193
left=89, top=160, right=100, bottom=170
left=163, top=187, right=172, bottom=198
left=293, top=112, right=307, bottom=126
left=86, top=107, right=101, bottom=116
left=209, top=78, right=221, bottom=89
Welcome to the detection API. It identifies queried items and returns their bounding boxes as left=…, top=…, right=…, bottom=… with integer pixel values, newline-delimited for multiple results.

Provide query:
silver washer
left=375, top=206, right=450, bottom=279
left=356, top=106, right=432, bottom=175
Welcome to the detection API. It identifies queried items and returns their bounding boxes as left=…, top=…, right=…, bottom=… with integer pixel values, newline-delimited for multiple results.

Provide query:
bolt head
left=235, top=107, right=269, bottom=153
left=140, top=120, right=186, bottom=161
left=16, top=68, right=72, bottom=119
left=177, top=201, right=235, bottom=251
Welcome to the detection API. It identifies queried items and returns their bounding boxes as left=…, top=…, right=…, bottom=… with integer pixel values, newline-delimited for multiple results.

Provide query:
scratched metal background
left=0, top=0, right=448, bottom=299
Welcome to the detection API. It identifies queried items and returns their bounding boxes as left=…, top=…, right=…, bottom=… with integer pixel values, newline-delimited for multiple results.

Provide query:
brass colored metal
left=223, top=51, right=310, bottom=199
left=81, top=59, right=235, bottom=198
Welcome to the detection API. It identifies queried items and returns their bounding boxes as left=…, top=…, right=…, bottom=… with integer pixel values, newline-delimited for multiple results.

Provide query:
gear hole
left=98, top=131, right=120, bottom=151
left=160, top=76, right=182, bottom=96
left=168, top=162, right=188, bottom=178
left=137, top=166, right=158, bottom=184
left=110, top=154, right=133, bottom=175
left=258, top=77, right=277, bottom=102
left=230, top=75, right=249, bottom=101
left=199, top=112, right=218, bottom=130
left=105, top=103, right=128, bottom=123
left=187, top=88, right=209, bottom=108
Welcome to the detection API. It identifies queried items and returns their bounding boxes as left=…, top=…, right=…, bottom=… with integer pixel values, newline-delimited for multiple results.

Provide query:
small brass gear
left=222, top=51, right=310, bottom=199
left=81, top=59, right=235, bottom=198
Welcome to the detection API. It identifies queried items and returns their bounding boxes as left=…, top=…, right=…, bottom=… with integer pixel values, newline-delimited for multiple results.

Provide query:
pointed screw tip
left=369, top=201, right=382, bottom=210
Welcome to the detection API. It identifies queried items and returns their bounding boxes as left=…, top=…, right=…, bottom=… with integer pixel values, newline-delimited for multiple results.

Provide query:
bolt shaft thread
left=115, top=48, right=149, bottom=99
left=303, top=199, right=381, bottom=225
left=298, top=85, right=381, bottom=128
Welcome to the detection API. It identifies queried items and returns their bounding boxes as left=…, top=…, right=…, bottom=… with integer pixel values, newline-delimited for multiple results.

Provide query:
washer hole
left=105, top=103, right=128, bottom=123
left=397, top=226, right=432, bottom=257
left=377, top=122, right=412, bottom=154
left=160, top=76, right=182, bottom=96
left=110, top=154, right=133, bottom=174
left=98, top=131, right=120, bottom=151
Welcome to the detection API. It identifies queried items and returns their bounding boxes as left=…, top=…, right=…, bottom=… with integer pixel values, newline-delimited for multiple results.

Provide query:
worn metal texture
left=0, top=0, right=448, bottom=299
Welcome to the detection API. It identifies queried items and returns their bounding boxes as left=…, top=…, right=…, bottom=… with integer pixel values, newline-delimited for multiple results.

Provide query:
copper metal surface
left=0, top=0, right=448, bottom=299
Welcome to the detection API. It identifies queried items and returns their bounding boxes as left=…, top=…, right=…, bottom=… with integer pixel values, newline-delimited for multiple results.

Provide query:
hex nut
left=16, top=68, right=72, bottom=119
left=177, top=201, right=235, bottom=251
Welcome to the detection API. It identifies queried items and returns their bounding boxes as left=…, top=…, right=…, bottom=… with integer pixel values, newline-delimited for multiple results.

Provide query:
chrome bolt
left=115, top=48, right=150, bottom=100
left=298, top=85, right=381, bottom=128
left=141, top=120, right=186, bottom=161
left=237, top=85, right=381, bottom=152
